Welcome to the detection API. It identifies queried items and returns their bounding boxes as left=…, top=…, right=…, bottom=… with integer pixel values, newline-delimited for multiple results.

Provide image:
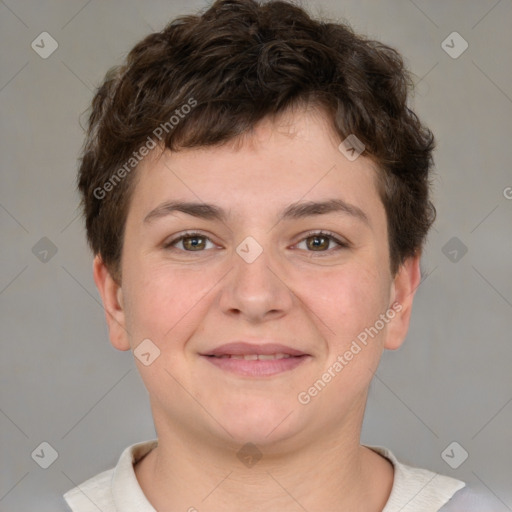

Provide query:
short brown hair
left=78, top=0, right=436, bottom=280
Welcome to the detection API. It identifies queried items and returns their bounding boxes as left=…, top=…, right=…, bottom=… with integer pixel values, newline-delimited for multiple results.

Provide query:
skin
left=94, top=105, right=421, bottom=511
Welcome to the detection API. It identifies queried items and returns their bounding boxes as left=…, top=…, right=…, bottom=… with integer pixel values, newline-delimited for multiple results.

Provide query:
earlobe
left=92, top=255, right=131, bottom=351
left=383, top=253, right=422, bottom=351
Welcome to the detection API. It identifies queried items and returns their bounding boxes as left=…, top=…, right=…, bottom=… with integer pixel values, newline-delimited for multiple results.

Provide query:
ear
left=92, top=255, right=131, bottom=351
left=383, top=252, right=422, bottom=351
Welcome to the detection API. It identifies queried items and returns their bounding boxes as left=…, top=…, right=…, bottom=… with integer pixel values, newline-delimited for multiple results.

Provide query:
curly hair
left=78, top=0, right=436, bottom=281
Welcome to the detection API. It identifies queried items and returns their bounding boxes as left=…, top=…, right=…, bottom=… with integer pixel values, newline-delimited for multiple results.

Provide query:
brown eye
left=164, top=232, right=214, bottom=252
left=306, top=234, right=331, bottom=251
left=296, top=231, right=348, bottom=254
left=181, top=235, right=207, bottom=251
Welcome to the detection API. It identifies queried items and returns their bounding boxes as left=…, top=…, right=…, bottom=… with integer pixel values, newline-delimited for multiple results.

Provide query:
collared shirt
left=62, top=439, right=494, bottom=511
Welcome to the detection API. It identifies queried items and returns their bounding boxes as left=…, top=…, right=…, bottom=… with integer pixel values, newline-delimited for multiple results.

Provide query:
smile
left=209, top=353, right=293, bottom=360
left=201, top=353, right=310, bottom=377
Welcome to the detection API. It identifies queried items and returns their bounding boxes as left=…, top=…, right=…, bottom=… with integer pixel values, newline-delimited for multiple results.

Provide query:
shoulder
left=365, top=445, right=465, bottom=512
left=439, top=485, right=511, bottom=512
left=63, top=439, right=158, bottom=512
left=63, top=468, right=115, bottom=511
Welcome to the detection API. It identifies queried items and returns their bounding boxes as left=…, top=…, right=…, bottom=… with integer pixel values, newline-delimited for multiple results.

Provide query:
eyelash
left=163, top=230, right=349, bottom=255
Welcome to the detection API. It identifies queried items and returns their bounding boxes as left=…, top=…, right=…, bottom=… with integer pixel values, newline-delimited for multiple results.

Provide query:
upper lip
left=201, top=342, right=308, bottom=357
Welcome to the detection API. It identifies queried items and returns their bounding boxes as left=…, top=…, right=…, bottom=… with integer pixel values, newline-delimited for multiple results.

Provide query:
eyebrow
left=143, top=198, right=370, bottom=226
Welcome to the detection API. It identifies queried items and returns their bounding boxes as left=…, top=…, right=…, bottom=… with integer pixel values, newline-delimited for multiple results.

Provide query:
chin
left=218, top=401, right=301, bottom=447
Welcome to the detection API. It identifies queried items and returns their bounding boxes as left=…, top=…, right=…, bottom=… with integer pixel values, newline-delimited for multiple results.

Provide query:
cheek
left=122, top=261, right=217, bottom=345
left=120, top=265, right=214, bottom=398
left=301, top=262, right=390, bottom=342
left=295, top=266, right=391, bottom=412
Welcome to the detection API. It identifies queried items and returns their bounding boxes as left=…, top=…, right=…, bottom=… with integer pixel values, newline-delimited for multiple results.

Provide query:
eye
left=295, top=230, right=349, bottom=254
left=163, top=232, right=216, bottom=252
left=163, top=230, right=349, bottom=254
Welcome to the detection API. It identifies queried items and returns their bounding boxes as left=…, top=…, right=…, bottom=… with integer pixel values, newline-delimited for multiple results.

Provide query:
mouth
left=207, top=353, right=295, bottom=360
left=200, top=342, right=311, bottom=377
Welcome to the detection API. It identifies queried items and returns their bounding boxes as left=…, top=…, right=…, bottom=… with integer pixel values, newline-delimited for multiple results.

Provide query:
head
left=81, top=0, right=435, bottom=450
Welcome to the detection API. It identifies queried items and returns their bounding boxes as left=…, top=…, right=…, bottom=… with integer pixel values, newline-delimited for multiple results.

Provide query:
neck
left=134, top=408, right=394, bottom=511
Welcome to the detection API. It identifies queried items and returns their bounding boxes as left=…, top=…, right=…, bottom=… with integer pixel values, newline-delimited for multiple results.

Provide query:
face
left=95, top=106, right=420, bottom=451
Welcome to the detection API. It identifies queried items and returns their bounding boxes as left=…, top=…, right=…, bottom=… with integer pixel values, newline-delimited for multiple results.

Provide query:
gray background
left=1, top=0, right=511, bottom=510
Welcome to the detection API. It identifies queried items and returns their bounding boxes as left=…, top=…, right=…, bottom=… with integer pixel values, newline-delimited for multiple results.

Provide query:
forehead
left=127, top=106, right=384, bottom=227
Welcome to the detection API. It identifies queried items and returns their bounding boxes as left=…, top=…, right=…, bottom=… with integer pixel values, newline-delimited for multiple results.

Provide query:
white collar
left=368, top=445, right=465, bottom=512
left=64, top=439, right=465, bottom=511
left=111, top=439, right=158, bottom=511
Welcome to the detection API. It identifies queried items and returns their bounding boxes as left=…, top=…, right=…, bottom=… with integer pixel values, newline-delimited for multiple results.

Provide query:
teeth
left=214, top=353, right=293, bottom=360
left=257, top=354, right=277, bottom=360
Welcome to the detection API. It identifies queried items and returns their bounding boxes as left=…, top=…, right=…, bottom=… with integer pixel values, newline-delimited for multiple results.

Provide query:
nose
left=218, top=236, right=294, bottom=324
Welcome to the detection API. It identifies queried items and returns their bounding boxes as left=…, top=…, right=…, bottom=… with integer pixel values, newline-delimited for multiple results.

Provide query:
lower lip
left=201, top=355, right=310, bottom=377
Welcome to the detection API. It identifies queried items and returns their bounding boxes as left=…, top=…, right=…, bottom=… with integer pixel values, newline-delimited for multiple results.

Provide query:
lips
left=201, top=341, right=308, bottom=358
left=211, top=353, right=293, bottom=360
left=200, top=341, right=310, bottom=377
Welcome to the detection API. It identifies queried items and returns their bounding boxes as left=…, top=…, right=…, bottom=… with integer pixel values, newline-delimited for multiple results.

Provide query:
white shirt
left=62, top=439, right=496, bottom=511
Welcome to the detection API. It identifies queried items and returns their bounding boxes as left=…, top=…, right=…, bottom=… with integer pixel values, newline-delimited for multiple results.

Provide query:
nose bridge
left=234, top=233, right=280, bottom=293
